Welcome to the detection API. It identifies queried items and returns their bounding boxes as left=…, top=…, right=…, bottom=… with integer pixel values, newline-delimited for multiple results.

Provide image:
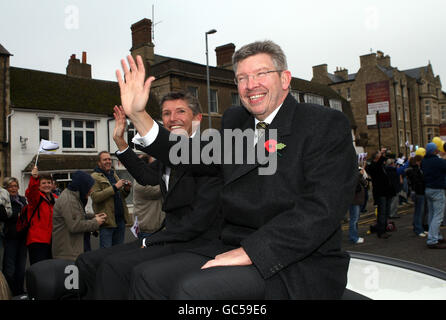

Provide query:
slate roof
left=9, top=67, right=160, bottom=119
left=291, top=77, right=356, bottom=128
left=327, top=73, right=357, bottom=83
left=150, top=57, right=234, bottom=84
left=402, top=66, right=428, bottom=80
left=0, top=43, right=12, bottom=56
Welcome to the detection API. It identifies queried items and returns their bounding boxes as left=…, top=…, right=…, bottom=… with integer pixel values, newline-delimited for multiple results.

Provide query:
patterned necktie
left=256, top=121, right=269, bottom=140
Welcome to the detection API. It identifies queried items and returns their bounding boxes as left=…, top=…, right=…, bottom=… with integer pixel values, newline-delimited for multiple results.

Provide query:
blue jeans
left=349, top=205, right=360, bottom=243
left=425, top=188, right=445, bottom=245
left=99, top=219, right=126, bottom=248
left=413, top=194, right=425, bottom=235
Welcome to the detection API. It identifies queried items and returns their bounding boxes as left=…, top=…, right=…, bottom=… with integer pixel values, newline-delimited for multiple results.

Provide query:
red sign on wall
left=366, top=81, right=391, bottom=128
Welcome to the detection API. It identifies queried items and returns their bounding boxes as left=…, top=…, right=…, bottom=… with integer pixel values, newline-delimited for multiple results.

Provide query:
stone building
left=312, top=50, right=446, bottom=156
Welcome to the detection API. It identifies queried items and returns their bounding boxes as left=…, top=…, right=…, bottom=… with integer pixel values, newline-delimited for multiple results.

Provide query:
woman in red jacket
left=25, top=166, right=57, bottom=265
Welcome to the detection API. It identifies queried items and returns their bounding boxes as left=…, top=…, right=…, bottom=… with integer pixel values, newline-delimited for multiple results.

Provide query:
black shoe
left=427, top=243, right=446, bottom=249
left=378, top=233, right=391, bottom=239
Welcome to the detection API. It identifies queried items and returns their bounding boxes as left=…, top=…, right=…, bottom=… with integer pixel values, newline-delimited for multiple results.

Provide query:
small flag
left=130, top=216, right=139, bottom=238
left=39, top=139, right=59, bottom=154
left=35, top=139, right=59, bottom=167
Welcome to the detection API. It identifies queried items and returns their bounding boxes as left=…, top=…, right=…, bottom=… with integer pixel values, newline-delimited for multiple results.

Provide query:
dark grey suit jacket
left=143, top=93, right=357, bottom=299
left=116, top=148, right=223, bottom=245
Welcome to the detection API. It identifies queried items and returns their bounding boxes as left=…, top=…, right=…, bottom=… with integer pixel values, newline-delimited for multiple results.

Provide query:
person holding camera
left=52, top=171, right=107, bottom=260
left=90, top=151, right=132, bottom=248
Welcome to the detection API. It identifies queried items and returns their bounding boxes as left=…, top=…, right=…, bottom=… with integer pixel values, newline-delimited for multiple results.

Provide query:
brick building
left=312, top=50, right=446, bottom=156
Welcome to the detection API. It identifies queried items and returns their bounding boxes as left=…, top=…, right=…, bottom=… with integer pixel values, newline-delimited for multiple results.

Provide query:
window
left=209, top=89, right=218, bottom=113
left=304, top=94, right=324, bottom=106
left=441, top=106, right=446, bottom=121
left=231, top=92, right=240, bottom=106
left=39, top=118, right=50, bottom=141
left=397, top=108, right=402, bottom=121
left=347, top=88, right=351, bottom=100
left=425, top=100, right=431, bottom=117
left=127, top=122, right=140, bottom=151
left=427, top=128, right=433, bottom=142
left=187, top=86, right=198, bottom=98
left=52, top=173, right=71, bottom=192
left=399, top=130, right=404, bottom=147
left=329, top=99, right=342, bottom=112
left=291, top=90, right=300, bottom=103
left=62, top=119, right=96, bottom=150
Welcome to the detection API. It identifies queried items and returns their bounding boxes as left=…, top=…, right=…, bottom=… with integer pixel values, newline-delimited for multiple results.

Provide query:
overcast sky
left=1, top=0, right=445, bottom=84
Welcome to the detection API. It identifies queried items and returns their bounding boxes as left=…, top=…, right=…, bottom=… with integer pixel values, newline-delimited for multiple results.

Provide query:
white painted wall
left=10, top=108, right=118, bottom=194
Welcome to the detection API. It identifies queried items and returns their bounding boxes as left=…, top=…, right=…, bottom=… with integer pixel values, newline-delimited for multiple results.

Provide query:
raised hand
left=113, top=105, right=129, bottom=151
left=116, top=55, right=155, bottom=137
left=31, top=166, right=39, bottom=179
left=116, top=55, right=155, bottom=117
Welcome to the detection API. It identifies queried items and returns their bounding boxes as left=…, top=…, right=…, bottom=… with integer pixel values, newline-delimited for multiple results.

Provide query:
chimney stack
left=376, top=50, right=391, bottom=69
left=215, top=43, right=235, bottom=70
left=311, top=64, right=332, bottom=85
left=360, top=53, right=377, bottom=69
left=334, top=67, right=348, bottom=81
left=130, top=18, right=155, bottom=71
left=66, top=52, right=92, bottom=79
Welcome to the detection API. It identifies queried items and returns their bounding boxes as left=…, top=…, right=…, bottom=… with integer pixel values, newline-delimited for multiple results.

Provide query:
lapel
left=165, top=165, right=187, bottom=197
left=224, top=93, right=297, bottom=186
left=158, top=161, right=168, bottom=197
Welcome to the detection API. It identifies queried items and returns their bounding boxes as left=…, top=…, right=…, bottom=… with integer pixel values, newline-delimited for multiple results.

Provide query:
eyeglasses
left=234, top=70, right=282, bottom=86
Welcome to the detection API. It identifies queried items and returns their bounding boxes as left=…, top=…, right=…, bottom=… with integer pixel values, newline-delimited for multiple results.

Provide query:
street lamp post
left=205, top=29, right=217, bottom=129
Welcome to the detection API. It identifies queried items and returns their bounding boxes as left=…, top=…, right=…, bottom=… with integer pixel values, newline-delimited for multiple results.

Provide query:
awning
left=23, top=154, right=100, bottom=173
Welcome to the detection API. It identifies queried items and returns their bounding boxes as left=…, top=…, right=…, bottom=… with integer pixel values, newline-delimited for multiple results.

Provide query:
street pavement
left=342, top=201, right=446, bottom=273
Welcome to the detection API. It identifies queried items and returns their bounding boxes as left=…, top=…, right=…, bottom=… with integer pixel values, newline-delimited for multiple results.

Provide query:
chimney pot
left=82, top=51, right=87, bottom=64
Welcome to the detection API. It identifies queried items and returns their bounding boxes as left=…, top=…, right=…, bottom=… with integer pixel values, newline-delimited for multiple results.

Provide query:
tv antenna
left=152, top=4, right=163, bottom=42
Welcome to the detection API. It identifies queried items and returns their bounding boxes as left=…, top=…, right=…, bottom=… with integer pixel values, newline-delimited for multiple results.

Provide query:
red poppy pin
left=264, top=139, right=286, bottom=156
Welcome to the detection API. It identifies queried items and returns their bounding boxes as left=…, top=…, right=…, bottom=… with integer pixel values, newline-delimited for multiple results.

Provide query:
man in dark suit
left=116, top=40, right=357, bottom=299
left=75, top=91, right=222, bottom=299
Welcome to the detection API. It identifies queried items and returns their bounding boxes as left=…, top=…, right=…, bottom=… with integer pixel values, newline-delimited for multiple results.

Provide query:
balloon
left=415, top=147, right=426, bottom=157
left=432, top=137, right=444, bottom=152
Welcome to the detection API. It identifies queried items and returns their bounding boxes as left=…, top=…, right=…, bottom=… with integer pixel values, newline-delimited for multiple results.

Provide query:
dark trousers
left=376, top=196, right=391, bottom=235
left=129, top=252, right=266, bottom=300
left=76, top=239, right=209, bottom=299
left=2, top=237, right=27, bottom=295
left=75, top=240, right=140, bottom=299
left=28, top=242, right=52, bottom=265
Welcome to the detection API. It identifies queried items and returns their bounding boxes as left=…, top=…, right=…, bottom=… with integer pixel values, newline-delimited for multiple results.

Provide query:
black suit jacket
left=143, top=93, right=357, bottom=299
left=116, top=148, right=223, bottom=245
